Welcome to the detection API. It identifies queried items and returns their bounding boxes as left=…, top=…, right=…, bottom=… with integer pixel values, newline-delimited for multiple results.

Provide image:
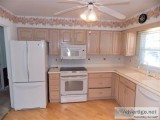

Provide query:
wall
left=49, top=55, right=125, bottom=68
left=0, top=16, right=17, bottom=108
left=0, top=26, right=7, bottom=68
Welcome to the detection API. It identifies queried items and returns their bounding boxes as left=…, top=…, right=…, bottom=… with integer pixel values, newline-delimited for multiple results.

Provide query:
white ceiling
left=0, top=0, right=160, bottom=21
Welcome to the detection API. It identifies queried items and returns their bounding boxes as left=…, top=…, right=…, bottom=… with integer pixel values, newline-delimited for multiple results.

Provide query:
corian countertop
left=48, top=67, right=160, bottom=96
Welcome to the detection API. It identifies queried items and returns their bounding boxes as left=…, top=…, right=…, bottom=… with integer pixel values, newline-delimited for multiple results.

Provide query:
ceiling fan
left=54, top=0, right=130, bottom=21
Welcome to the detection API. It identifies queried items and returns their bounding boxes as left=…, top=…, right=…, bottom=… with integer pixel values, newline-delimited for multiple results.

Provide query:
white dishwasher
left=136, top=85, right=160, bottom=107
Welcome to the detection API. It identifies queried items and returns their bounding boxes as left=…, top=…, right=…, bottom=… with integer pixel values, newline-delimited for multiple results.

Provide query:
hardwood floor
left=4, top=100, right=119, bottom=120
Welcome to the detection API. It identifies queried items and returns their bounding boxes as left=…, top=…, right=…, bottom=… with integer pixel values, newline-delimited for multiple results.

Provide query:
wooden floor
left=4, top=100, right=119, bottom=120
left=0, top=88, right=10, bottom=120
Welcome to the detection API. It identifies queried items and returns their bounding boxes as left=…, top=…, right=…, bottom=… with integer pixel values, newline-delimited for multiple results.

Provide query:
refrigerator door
left=10, top=41, right=28, bottom=83
left=27, top=41, right=47, bottom=82
left=13, top=82, right=47, bottom=110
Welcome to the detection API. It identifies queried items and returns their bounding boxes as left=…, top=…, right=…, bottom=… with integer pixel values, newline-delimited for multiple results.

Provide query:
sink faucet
left=138, top=60, right=149, bottom=76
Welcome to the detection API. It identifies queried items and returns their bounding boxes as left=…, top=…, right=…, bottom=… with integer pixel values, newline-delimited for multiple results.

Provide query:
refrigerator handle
left=24, top=43, right=28, bottom=81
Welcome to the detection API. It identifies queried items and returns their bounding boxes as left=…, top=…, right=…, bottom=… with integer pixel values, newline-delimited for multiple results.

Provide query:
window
left=137, top=28, right=160, bottom=68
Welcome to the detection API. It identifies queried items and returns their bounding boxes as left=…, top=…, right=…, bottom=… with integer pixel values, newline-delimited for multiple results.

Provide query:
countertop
left=48, top=67, right=160, bottom=96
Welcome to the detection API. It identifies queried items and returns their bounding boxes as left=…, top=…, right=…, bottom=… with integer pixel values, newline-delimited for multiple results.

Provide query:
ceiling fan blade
left=57, top=0, right=87, bottom=5
left=95, top=0, right=130, bottom=5
left=54, top=5, right=86, bottom=15
left=96, top=6, right=126, bottom=19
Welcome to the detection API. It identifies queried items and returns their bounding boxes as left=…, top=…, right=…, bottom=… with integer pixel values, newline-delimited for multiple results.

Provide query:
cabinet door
left=18, top=28, right=33, bottom=41
left=87, top=30, right=100, bottom=55
left=125, top=87, right=135, bottom=107
left=49, top=29, right=60, bottom=55
left=126, top=32, right=137, bottom=56
left=34, top=29, right=49, bottom=41
left=121, top=31, right=136, bottom=56
left=100, top=31, right=113, bottom=55
left=60, top=29, right=73, bottom=43
left=74, top=30, right=86, bottom=44
left=114, top=74, right=119, bottom=101
left=112, top=31, right=121, bottom=55
left=118, top=81, right=125, bottom=106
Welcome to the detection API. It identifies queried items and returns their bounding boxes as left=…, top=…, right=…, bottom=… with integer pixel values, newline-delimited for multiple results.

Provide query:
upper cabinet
left=121, top=31, right=137, bottom=56
left=33, top=29, right=49, bottom=41
left=74, top=30, right=86, bottom=44
left=17, top=27, right=137, bottom=56
left=112, top=31, right=122, bottom=55
left=18, top=28, right=49, bottom=41
left=18, top=28, right=33, bottom=40
left=87, top=30, right=100, bottom=55
left=49, top=29, right=60, bottom=55
left=59, top=29, right=86, bottom=44
left=100, top=31, right=113, bottom=55
left=60, top=29, right=73, bottom=44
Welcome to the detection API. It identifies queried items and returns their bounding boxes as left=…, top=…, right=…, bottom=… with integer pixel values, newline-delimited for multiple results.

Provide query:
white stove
left=60, top=67, right=88, bottom=103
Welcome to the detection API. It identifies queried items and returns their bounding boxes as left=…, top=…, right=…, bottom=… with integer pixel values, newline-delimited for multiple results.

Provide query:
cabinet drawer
left=49, top=85, right=60, bottom=91
left=49, top=73, right=60, bottom=80
left=49, top=79, right=59, bottom=86
left=89, top=72, right=112, bottom=79
left=50, top=91, right=60, bottom=99
left=120, top=77, right=136, bottom=91
left=89, top=78, right=111, bottom=88
left=88, top=88, right=111, bottom=98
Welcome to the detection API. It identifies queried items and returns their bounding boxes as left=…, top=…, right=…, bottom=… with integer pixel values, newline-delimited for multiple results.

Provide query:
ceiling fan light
left=88, top=10, right=97, bottom=21
left=80, top=9, right=88, bottom=20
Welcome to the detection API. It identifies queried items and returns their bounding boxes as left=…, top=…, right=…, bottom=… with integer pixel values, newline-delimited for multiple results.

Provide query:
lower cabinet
left=88, top=72, right=112, bottom=100
left=118, top=76, right=136, bottom=107
left=112, top=73, right=120, bottom=101
left=49, top=73, right=60, bottom=102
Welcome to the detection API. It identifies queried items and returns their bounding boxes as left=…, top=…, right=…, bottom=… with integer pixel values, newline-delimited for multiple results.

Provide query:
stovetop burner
left=60, top=67, right=87, bottom=71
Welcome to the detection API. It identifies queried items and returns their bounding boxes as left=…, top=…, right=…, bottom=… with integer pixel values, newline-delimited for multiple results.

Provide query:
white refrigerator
left=10, top=40, right=48, bottom=110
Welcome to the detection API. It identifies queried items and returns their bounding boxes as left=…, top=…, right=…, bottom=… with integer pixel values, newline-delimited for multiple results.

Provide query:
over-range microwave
left=60, top=44, right=86, bottom=59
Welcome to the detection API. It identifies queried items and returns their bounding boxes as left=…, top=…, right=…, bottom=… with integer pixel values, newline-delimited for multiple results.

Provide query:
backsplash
left=49, top=55, right=125, bottom=68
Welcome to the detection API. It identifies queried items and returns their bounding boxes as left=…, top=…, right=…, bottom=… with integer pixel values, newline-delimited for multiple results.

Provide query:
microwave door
left=61, top=48, right=80, bottom=59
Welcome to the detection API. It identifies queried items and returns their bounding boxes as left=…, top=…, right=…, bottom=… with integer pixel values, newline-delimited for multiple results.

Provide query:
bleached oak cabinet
left=18, top=28, right=49, bottom=41
left=18, top=28, right=137, bottom=56
left=100, top=31, right=113, bottom=55
left=34, top=28, right=49, bottom=41
left=121, top=31, right=137, bottom=56
left=88, top=72, right=112, bottom=100
left=18, top=28, right=33, bottom=40
left=118, top=76, right=136, bottom=107
left=49, top=29, right=60, bottom=55
left=112, top=31, right=122, bottom=55
left=112, top=73, right=120, bottom=101
left=49, top=73, right=60, bottom=102
left=87, top=30, right=100, bottom=55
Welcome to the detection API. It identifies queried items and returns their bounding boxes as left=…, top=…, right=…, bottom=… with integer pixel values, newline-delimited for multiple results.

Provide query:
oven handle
left=61, top=76, right=88, bottom=81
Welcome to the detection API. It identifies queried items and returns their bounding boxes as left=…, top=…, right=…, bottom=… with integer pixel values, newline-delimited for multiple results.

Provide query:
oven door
left=61, top=76, right=87, bottom=95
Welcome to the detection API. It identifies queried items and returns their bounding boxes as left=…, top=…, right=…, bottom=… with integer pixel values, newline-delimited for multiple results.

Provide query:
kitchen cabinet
left=74, top=30, right=86, bottom=44
left=100, top=31, right=113, bottom=55
left=34, top=28, right=49, bottom=41
left=60, top=29, right=74, bottom=43
left=49, top=29, right=60, bottom=55
left=118, top=76, right=136, bottom=107
left=49, top=73, right=60, bottom=102
left=112, top=31, right=122, bottom=55
left=112, top=73, right=120, bottom=101
left=87, top=30, right=100, bottom=55
left=88, top=72, right=112, bottom=100
left=121, top=31, right=137, bottom=56
left=18, top=28, right=33, bottom=40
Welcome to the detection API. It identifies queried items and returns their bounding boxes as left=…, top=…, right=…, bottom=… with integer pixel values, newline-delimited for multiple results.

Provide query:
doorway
left=0, top=26, right=10, bottom=119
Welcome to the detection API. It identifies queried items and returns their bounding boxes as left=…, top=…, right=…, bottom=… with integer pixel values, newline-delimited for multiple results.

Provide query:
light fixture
left=80, top=5, right=97, bottom=22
